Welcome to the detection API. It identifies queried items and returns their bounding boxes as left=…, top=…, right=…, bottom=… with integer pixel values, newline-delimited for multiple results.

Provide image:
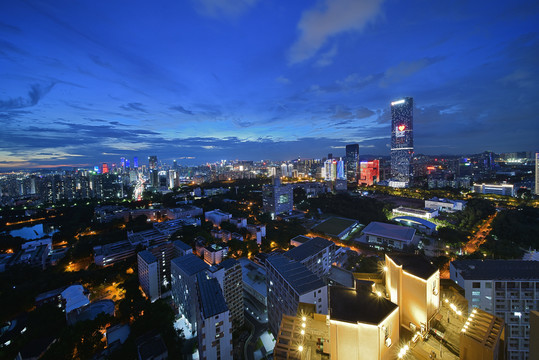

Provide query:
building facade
left=137, top=250, right=160, bottom=302
left=345, top=144, right=359, bottom=183
left=359, top=160, right=380, bottom=186
left=262, top=177, right=293, bottom=217
left=266, top=255, right=328, bottom=336
left=451, top=260, right=539, bottom=360
left=390, top=97, right=414, bottom=184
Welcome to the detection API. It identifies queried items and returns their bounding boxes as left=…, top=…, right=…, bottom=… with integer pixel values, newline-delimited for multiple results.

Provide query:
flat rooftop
left=311, top=216, right=358, bottom=237
left=362, top=221, right=415, bottom=242
left=172, top=239, right=191, bottom=251
left=197, top=272, right=228, bottom=318
left=393, top=216, right=437, bottom=230
left=285, top=237, right=333, bottom=262
left=329, top=286, right=398, bottom=325
left=137, top=250, right=157, bottom=264
left=266, top=255, right=325, bottom=295
left=387, top=253, right=438, bottom=280
left=171, top=253, right=209, bottom=276
left=452, top=260, right=539, bottom=280
left=239, top=258, right=266, bottom=296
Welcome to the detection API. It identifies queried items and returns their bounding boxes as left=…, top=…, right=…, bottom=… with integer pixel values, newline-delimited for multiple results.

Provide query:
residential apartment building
left=137, top=250, right=160, bottom=302
left=451, top=260, right=539, bottom=360
left=266, top=255, right=328, bottom=336
left=196, top=272, right=233, bottom=360
left=208, top=258, right=244, bottom=329
left=170, top=254, right=209, bottom=337
left=284, top=237, right=337, bottom=277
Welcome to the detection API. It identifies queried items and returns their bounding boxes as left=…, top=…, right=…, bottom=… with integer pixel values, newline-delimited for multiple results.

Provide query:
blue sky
left=0, top=0, right=538, bottom=168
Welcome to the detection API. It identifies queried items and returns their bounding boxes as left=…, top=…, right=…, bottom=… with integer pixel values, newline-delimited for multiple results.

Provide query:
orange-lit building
left=460, top=308, right=505, bottom=360
left=385, top=253, right=440, bottom=334
left=359, top=160, right=380, bottom=186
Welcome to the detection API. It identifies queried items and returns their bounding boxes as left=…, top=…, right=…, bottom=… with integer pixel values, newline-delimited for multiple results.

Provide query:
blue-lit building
left=390, top=97, right=414, bottom=185
left=170, top=254, right=209, bottom=337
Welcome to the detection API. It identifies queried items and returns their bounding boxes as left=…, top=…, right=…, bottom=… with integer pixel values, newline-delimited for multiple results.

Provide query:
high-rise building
left=207, top=258, right=244, bottom=330
left=535, top=152, right=539, bottom=195
left=262, top=177, right=293, bottom=217
left=266, top=255, right=328, bottom=336
left=196, top=272, right=233, bottom=360
left=390, top=97, right=414, bottom=184
left=133, top=156, right=139, bottom=168
left=137, top=250, right=160, bottom=302
left=345, top=144, right=359, bottom=183
left=359, top=160, right=380, bottom=186
left=451, top=260, right=539, bottom=360
left=148, top=155, right=158, bottom=170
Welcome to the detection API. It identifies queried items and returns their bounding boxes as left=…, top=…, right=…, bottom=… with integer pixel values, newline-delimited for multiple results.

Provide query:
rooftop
left=290, top=235, right=311, bottom=244
left=197, top=272, right=228, bottom=318
left=285, top=237, right=334, bottom=262
left=172, top=239, right=192, bottom=251
left=137, top=250, right=157, bottom=264
left=461, top=308, right=504, bottom=350
left=171, top=253, right=209, bottom=276
left=329, top=286, right=398, bottom=325
left=452, top=259, right=539, bottom=280
left=393, top=216, right=437, bottom=230
left=362, top=221, right=416, bottom=242
left=386, top=253, right=438, bottom=280
left=219, top=258, right=239, bottom=270
left=266, top=255, right=325, bottom=295
left=311, top=216, right=359, bottom=237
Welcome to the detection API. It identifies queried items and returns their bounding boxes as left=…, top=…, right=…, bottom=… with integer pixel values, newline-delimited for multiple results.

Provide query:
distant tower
left=535, top=152, right=539, bottom=195
left=133, top=157, right=139, bottom=168
left=148, top=155, right=158, bottom=170
left=390, top=97, right=414, bottom=184
left=345, top=144, right=359, bottom=183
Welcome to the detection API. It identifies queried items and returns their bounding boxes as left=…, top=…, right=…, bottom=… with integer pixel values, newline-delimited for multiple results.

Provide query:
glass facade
left=390, top=97, right=414, bottom=183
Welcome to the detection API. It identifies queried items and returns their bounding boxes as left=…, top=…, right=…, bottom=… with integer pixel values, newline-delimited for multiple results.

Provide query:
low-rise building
left=205, top=209, right=232, bottom=226
left=460, top=308, right=505, bottom=360
left=392, top=206, right=438, bottom=219
left=473, top=183, right=516, bottom=197
left=172, top=240, right=192, bottom=257
left=361, top=222, right=416, bottom=250
left=93, top=240, right=135, bottom=266
left=203, top=243, right=228, bottom=265
left=425, top=197, right=466, bottom=212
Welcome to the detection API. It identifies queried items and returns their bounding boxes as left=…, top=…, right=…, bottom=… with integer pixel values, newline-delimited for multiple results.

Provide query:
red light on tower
left=398, top=125, right=406, bottom=131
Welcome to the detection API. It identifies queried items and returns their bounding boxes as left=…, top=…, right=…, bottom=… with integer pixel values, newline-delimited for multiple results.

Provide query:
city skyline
left=1, top=0, right=538, bottom=168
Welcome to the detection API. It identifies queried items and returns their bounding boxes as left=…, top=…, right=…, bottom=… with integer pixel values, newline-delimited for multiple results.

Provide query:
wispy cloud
left=289, top=0, right=384, bottom=65
left=120, top=102, right=147, bottom=112
left=170, top=105, right=194, bottom=115
left=0, top=83, right=56, bottom=111
left=380, top=56, right=445, bottom=86
left=192, top=0, right=258, bottom=18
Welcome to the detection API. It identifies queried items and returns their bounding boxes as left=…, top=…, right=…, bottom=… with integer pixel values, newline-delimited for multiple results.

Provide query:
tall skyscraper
left=390, top=97, right=414, bottom=184
left=535, top=152, right=539, bottom=195
left=148, top=155, right=158, bottom=170
left=345, top=144, right=359, bottom=183
left=133, top=156, right=139, bottom=168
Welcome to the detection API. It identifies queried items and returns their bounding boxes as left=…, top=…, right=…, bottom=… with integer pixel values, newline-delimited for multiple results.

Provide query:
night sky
left=1, top=0, right=538, bottom=168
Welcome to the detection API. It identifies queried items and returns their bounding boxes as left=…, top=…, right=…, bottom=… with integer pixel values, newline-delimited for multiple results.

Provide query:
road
left=463, top=213, right=496, bottom=254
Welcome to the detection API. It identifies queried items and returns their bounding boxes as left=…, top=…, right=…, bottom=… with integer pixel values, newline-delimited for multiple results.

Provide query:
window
left=485, top=282, right=492, bottom=289
left=472, top=291, right=481, bottom=296
left=472, top=282, right=481, bottom=289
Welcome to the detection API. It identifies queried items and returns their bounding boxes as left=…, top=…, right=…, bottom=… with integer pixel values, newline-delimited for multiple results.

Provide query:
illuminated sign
left=391, top=99, right=405, bottom=106
left=396, top=124, right=406, bottom=138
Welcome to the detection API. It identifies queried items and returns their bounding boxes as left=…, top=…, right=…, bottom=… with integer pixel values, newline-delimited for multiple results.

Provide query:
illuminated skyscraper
left=535, top=152, right=539, bottom=195
left=345, top=144, right=359, bottom=183
left=148, top=155, right=158, bottom=170
left=390, top=97, right=413, bottom=184
left=133, top=156, right=138, bottom=168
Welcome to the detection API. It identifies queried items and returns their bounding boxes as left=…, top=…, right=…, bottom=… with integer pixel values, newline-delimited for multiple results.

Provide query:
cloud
left=0, top=39, right=27, bottom=56
left=314, top=45, right=338, bottom=67
left=0, top=83, right=56, bottom=111
left=120, top=102, right=146, bottom=112
left=288, top=0, right=384, bottom=65
left=192, top=0, right=258, bottom=18
left=88, top=54, right=111, bottom=68
left=380, top=56, right=445, bottom=86
left=170, top=105, right=194, bottom=115
left=0, top=21, right=22, bottom=33
left=276, top=76, right=291, bottom=84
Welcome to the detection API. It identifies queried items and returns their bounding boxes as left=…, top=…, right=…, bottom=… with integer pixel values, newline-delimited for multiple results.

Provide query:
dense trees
left=304, top=193, right=389, bottom=224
